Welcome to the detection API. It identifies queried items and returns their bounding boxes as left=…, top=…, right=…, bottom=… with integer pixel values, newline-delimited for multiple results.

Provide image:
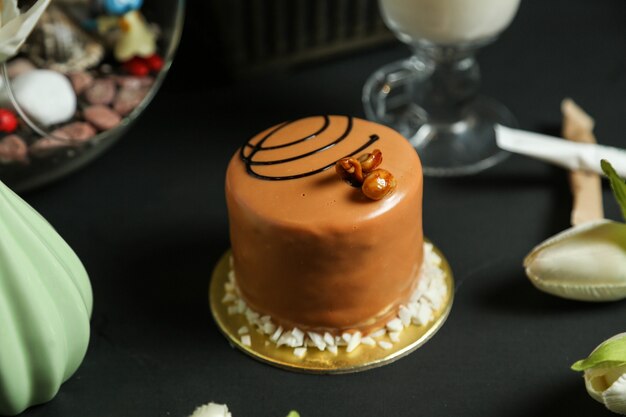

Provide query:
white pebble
left=241, top=335, right=251, bottom=346
left=327, top=345, right=338, bottom=355
left=237, top=326, right=249, bottom=335
left=389, top=332, right=400, bottom=342
left=11, top=70, right=76, bottom=126
left=227, top=306, right=238, bottom=316
left=323, top=332, right=335, bottom=346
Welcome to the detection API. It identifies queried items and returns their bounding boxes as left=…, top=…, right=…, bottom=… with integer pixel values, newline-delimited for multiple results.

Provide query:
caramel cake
left=223, top=115, right=447, bottom=356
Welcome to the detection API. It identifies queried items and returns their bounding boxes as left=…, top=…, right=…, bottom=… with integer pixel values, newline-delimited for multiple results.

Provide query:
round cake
left=225, top=115, right=424, bottom=336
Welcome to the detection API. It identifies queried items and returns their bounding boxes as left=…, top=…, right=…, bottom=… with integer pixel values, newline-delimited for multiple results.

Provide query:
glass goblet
left=364, top=0, right=521, bottom=176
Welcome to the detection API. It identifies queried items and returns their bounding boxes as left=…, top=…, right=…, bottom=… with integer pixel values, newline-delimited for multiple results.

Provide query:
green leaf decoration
left=572, top=334, right=626, bottom=371
left=286, top=412, right=300, bottom=417
left=601, top=160, right=626, bottom=222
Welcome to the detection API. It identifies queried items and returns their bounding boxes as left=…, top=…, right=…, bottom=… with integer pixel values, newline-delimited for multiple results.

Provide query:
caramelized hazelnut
left=335, top=157, right=364, bottom=187
left=336, top=149, right=397, bottom=200
left=361, top=169, right=396, bottom=200
left=358, top=149, right=383, bottom=173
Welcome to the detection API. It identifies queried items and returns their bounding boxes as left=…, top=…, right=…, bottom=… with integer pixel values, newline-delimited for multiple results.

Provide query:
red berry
left=123, top=58, right=150, bottom=77
left=0, top=109, right=18, bottom=133
left=145, top=54, right=164, bottom=72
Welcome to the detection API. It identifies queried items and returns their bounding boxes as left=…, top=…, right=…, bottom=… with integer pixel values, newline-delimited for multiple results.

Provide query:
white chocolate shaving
left=378, top=341, right=393, bottom=350
left=293, top=347, right=307, bottom=358
left=346, top=331, right=362, bottom=353
left=361, top=337, right=376, bottom=346
left=386, top=318, right=403, bottom=332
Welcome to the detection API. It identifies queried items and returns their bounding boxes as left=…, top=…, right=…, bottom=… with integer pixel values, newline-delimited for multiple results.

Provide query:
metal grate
left=210, top=0, right=392, bottom=76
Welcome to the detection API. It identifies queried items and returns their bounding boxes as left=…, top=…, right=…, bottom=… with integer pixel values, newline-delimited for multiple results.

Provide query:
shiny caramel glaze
left=225, top=115, right=423, bottom=335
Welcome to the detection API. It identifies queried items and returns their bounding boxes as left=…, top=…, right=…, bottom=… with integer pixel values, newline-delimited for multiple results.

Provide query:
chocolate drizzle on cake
left=240, top=115, right=379, bottom=181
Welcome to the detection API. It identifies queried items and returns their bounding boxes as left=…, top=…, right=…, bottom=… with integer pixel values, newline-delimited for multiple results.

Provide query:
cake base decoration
left=209, top=241, right=454, bottom=374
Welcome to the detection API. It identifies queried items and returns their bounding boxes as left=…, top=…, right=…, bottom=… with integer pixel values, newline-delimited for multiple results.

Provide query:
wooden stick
left=561, top=98, right=604, bottom=225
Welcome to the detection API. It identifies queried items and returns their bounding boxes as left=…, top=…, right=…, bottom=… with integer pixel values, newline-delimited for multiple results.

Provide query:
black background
left=18, top=0, right=626, bottom=416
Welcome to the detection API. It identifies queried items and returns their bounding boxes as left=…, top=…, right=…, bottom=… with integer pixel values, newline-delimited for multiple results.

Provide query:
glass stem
left=411, top=45, right=481, bottom=124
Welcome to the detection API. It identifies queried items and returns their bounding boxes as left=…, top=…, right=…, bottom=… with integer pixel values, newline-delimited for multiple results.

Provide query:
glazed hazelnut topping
left=358, top=149, right=383, bottom=173
left=335, top=157, right=364, bottom=187
left=335, top=149, right=396, bottom=200
left=362, top=169, right=397, bottom=200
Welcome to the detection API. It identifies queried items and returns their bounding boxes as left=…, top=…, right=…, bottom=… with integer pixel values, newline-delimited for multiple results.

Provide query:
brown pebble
left=29, top=137, right=70, bottom=156
left=0, top=134, right=28, bottom=163
left=113, top=86, right=149, bottom=116
left=85, top=78, right=116, bottom=105
left=83, top=105, right=122, bottom=131
left=68, top=71, right=94, bottom=95
left=6, top=59, right=35, bottom=79
left=51, top=122, right=97, bottom=143
left=113, top=75, right=154, bottom=89
left=31, top=122, right=97, bottom=156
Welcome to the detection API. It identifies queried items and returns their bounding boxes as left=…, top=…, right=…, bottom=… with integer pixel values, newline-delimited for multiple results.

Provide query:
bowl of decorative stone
left=0, top=0, right=184, bottom=191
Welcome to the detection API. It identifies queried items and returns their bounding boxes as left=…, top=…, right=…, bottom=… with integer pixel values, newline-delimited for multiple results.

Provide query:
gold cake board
left=209, top=243, right=454, bottom=374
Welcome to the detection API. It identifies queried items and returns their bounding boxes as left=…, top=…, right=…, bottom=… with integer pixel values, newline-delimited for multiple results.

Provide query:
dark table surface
left=19, top=0, right=626, bottom=416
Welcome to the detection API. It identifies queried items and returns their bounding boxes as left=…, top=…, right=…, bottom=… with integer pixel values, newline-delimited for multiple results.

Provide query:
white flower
left=525, top=161, right=626, bottom=302
left=524, top=219, right=626, bottom=301
left=0, top=0, right=50, bottom=63
left=189, top=402, right=233, bottom=417
left=187, top=402, right=301, bottom=417
left=572, top=333, right=626, bottom=414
